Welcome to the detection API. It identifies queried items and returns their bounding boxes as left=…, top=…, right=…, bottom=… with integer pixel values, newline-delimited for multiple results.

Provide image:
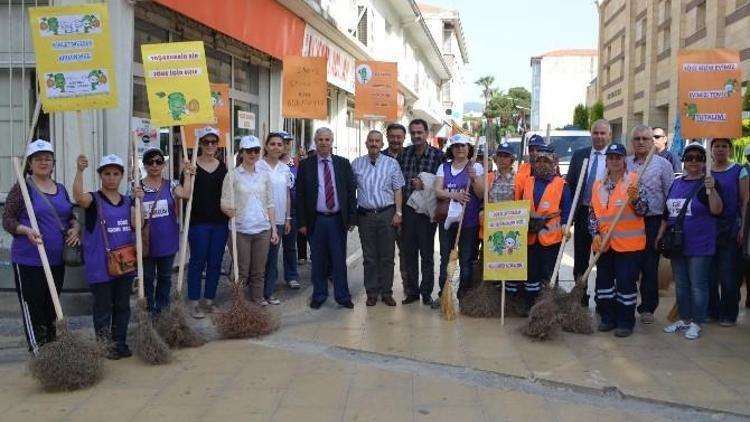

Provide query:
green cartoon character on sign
left=87, top=70, right=107, bottom=90
left=211, top=91, right=223, bottom=108
left=488, top=230, right=521, bottom=256
left=683, top=102, right=698, bottom=121
left=724, top=79, right=739, bottom=96
left=156, top=92, right=188, bottom=121
left=81, top=15, right=100, bottom=33
left=46, top=73, right=66, bottom=92
left=40, top=17, right=59, bottom=35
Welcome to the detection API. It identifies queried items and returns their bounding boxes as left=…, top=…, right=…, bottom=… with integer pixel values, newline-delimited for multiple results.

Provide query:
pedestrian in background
left=221, top=135, right=279, bottom=305
left=515, top=134, right=545, bottom=197
left=399, top=119, right=445, bottom=305
left=626, top=125, right=674, bottom=324
left=590, top=143, right=648, bottom=338
left=352, top=130, right=405, bottom=307
left=185, top=127, right=229, bottom=318
left=74, top=154, right=138, bottom=360
left=279, top=131, right=301, bottom=289
left=3, top=140, right=80, bottom=355
left=652, top=127, right=681, bottom=173
left=296, top=127, right=357, bottom=309
left=659, top=143, right=723, bottom=340
left=260, top=132, right=294, bottom=305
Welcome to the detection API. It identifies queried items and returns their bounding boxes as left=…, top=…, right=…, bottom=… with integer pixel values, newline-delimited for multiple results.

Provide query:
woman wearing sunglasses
left=139, top=147, right=194, bottom=316
left=186, top=127, right=229, bottom=319
left=657, top=143, right=723, bottom=340
left=221, top=135, right=279, bottom=305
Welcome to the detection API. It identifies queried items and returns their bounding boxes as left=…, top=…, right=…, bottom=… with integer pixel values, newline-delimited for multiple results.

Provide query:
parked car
left=523, top=129, right=592, bottom=177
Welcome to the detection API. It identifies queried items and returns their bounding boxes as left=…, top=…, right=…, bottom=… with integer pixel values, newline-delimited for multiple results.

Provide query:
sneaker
left=191, top=305, right=206, bottom=319
left=663, top=320, right=689, bottom=333
left=298, top=259, right=307, bottom=265
left=640, top=312, right=655, bottom=324
left=202, top=300, right=217, bottom=314
left=266, top=297, right=281, bottom=305
left=256, top=299, right=269, bottom=306
left=684, top=322, right=701, bottom=340
left=287, top=280, right=301, bottom=289
left=719, top=320, right=736, bottom=327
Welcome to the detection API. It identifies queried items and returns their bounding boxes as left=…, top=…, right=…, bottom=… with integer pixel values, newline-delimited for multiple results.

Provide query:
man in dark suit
left=296, top=127, right=357, bottom=309
left=565, top=119, right=611, bottom=307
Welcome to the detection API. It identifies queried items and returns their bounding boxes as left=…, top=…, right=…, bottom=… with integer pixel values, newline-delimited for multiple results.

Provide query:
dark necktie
left=323, top=159, right=335, bottom=210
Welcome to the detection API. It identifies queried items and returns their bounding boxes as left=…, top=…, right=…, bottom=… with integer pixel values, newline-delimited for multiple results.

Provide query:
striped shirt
left=626, top=154, right=674, bottom=216
left=352, top=154, right=405, bottom=209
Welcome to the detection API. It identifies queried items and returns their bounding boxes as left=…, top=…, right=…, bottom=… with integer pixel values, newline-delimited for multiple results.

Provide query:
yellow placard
left=141, top=41, right=214, bottom=127
left=28, top=4, right=118, bottom=112
left=483, top=200, right=530, bottom=281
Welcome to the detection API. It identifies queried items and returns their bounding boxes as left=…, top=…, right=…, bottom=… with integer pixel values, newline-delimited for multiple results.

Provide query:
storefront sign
left=185, top=83, right=230, bottom=147
left=237, top=111, right=256, bottom=130
left=354, top=61, right=398, bottom=121
left=302, top=25, right=355, bottom=93
left=282, top=56, right=328, bottom=120
left=141, top=41, right=214, bottom=127
left=483, top=200, right=530, bottom=281
left=29, top=4, right=118, bottom=112
left=678, top=49, right=743, bottom=139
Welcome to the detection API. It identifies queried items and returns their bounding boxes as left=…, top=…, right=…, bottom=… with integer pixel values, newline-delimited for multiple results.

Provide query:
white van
left=523, top=129, right=592, bottom=177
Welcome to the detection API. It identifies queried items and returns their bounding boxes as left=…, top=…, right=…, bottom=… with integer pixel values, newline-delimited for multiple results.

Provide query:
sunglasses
left=146, top=159, right=164, bottom=166
left=200, top=139, right=219, bottom=146
left=243, top=148, right=261, bottom=155
left=683, top=154, right=705, bottom=163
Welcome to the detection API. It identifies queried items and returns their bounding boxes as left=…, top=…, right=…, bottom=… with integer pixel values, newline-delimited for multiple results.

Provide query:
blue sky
left=424, top=0, right=599, bottom=103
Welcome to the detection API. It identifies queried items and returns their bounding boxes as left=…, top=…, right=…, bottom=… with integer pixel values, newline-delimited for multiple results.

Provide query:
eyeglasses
left=243, top=148, right=261, bottom=155
left=683, top=154, right=705, bottom=163
left=632, top=137, right=651, bottom=142
left=146, top=159, right=164, bottom=166
left=200, top=139, right=219, bottom=146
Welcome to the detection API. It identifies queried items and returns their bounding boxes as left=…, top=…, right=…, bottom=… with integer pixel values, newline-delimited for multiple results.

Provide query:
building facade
left=595, top=0, right=750, bottom=142
left=530, top=49, right=598, bottom=131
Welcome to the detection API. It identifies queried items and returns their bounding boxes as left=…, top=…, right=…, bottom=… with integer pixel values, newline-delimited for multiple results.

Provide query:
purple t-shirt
left=83, top=192, right=135, bottom=284
left=665, top=177, right=716, bottom=256
left=441, top=163, right=481, bottom=228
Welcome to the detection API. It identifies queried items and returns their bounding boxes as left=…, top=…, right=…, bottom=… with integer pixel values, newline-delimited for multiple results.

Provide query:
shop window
left=234, top=59, right=260, bottom=95
left=132, top=76, right=150, bottom=118
left=696, top=2, right=706, bottom=31
left=134, top=19, right=169, bottom=63
left=206, top=48, right=232, bottom=85
left=233, top=99, right=259, bottom=139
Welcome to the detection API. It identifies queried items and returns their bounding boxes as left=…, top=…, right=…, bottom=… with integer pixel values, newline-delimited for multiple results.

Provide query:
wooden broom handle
left=132, top=134, right=145, bottom=299
left=549, top=157, right=589, bottom=285
left=12, top=158, right=64, bottom=321
left=20, top=98, right=42, bottom=171
left=176, top=126, right=199, bottom=292
left=227, top=140, right=239, bottom=284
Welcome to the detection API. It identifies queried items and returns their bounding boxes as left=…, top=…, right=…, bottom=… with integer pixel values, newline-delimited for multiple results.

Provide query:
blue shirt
left=532, top=176, right=573, bottom=223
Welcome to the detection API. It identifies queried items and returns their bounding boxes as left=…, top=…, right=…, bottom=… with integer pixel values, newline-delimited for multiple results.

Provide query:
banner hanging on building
left=483, top=200, right=530, bottom=281
left=141, top=41, right=214, bottom=127
left=184, top=83, right=230, bottom=148
left=354, top=61, right=398, bottom=121
left=29, top=4, right=118, bottom=112
left=677, top=49, right=743, bottom=139
left=282, top=56, right=328, bottom=120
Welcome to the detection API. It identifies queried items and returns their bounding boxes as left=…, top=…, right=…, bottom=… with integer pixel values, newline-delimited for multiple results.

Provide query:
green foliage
left=743, top=86, right=750, bottom=111
left=475, top=76, right=496, bottom=108
left=482, top=86, right=531, bottom=136
left=589, top=100, right=604, bottom=123
left=573, top=104, right=589, bottom=129
left=732, top=136, right=750, bottom=164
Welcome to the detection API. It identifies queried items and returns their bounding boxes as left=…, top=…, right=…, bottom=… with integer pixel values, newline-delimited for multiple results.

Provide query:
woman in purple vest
left=138, top=147, right=194, bottom=316
left=657, top=143, right=723, bottom=340
left=2, top=140, right=80, bottom=355
left=74, top=154, right=141, bottom=359
left=433, top=134, right=485, bottom=306
left=707, top=138, right=748, bottom=326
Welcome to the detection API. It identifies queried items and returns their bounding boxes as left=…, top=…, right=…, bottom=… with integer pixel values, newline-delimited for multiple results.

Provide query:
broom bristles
left=155, top=294, right=206, bottom=349
left=28, top=322, right=105, bottom=392
left=440, top=280, right=457, bottom=320
left=459, top=280, right=502, bottom=318
left=134, top=299, right=173, bottom=365
left=521, top=284, right=561, bottom=340
left=214, top=283, right=280, bottom=339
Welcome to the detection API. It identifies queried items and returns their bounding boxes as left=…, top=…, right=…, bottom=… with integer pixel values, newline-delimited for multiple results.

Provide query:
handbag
left=658, top=181, right=702, bottom=259
left=26, top=178, right=83, bottom=267
left=96, top=194, right=137, bottom=277
left=140, top=179, right=164, bottom=258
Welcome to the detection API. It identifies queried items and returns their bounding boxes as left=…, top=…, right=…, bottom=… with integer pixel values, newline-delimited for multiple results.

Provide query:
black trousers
left=573, top=205, right=593, bottom=303
left=401, top=205, right=437, bottom=298
left=13, top=263, right=65, bottom=355
left=90, top=277, right=134, bottom=349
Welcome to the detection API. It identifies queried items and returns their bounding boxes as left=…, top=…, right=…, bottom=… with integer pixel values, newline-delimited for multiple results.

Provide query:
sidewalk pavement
left=0, top=234, right=749, bottom=421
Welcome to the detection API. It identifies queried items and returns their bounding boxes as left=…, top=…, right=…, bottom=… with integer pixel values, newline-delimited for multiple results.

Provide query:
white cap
left=308, top=142, right=317, bottom=151
left=196, top=126, right=220, bottom=140
left=744, top=144, right=750, bottom=157
left=448, top=134, right=472, bottom=146
left=25, top=139, right=54, bottom=158
left=97, top=154, right=125, bottom=172
left=239, top=135, right=261, bottom=150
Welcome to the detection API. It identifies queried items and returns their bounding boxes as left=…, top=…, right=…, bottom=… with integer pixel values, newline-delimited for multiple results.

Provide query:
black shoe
left=339, top=300, right=354, bottom=309
left=106, top=348, right=121, bottom=360
left=422, top=295, right=433, bottom=305
left=310, top=300, right=323, bottom=309
left=401, top=295, right=420, bottom=304
left=381, top=296, right=397, bottom=306
left=597, top=322, right=615, bottom=332
left=117, top=345, right=133, bottom=358
left=614, top=328, right=633, bottom=338
left=366, top=296, right=377, bottom=306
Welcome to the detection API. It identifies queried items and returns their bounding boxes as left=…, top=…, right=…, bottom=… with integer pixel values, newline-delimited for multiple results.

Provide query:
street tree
left=589, top=100, right=604, bottom=123
left=475, top=75, right=495, bottom=111
left=573, top=104, right=589, bottom=129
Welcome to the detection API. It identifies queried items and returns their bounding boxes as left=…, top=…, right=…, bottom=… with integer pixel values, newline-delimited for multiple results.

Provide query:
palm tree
left=475, top=75, right=495, bottom=112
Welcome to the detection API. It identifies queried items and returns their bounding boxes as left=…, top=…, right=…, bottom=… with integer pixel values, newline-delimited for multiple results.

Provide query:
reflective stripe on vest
left=523, top=176, right=565, bottom=246
left=591, top=173, right=646, bottom=252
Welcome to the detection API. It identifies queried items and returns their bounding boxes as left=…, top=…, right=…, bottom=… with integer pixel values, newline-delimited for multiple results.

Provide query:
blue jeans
left=264, top=224, right=284, bottom=298
left=671, top=254, right=711, bottom=324
left=310, top=215, right=350, bottom=304
left=283, top=218, right=300, bottom=281
left=438, top=224, right=479, bottom=298
left=708, top=240, right=739, bottom=322
left=143, top=254, right=175, bottom=315
left=187, top=224, right=229, bottom=301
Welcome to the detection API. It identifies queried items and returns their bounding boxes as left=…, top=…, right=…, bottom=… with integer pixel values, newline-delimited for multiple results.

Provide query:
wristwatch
left=396, top=210, right=402, bottom=216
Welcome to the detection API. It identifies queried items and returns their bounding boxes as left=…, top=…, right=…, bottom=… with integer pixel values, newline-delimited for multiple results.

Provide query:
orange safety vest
left=591, top=172, right=646, bottom=252
left=522, top=176, right=565, bottom=246
left=515, top=162, right=532, bottom=199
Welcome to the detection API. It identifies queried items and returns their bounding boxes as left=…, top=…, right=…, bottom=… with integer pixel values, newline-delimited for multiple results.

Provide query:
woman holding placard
left=3, top=140, right=80, bottom=355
